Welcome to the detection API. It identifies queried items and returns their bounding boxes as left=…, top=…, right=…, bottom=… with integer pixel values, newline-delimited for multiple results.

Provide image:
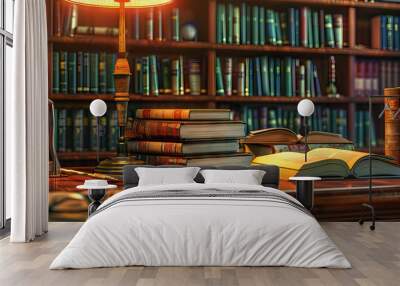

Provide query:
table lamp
left=297, top=99, right=315, bottom=162
left=65, top=0, right=172, bottom=176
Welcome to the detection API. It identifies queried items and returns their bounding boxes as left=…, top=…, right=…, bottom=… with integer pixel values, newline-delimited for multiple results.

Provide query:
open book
left=253, top=148, right=400, bottom=180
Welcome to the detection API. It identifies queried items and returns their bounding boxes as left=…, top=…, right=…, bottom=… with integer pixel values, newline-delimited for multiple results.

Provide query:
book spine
left=261, top=56, right=270, bottom=96
left=77, top=52, right=83, bottom=93
left=68, top=52, right=77, bottom=94
left=179, top=56, right=184, bottom=95
left=289, top=8, right=296, bottom=46
left=146, top=8, right=154, bottom=40
left=83, top=52, right=90, bottom=93
left=72, top=109, right=84, bottom=151
left=299, top=64, right=305, bottom=97
left=275, top=11, right=282, bottom=46
left=325, top=14, right=335, bottom=48
left=300, top=8, right=308, bottom=47
left=306, top=8, right=313, bottom=48
left=275, top=58, right=281, bottom=96
left=52, top=51, right=60, bottom=93
left=98, top=52, right=107, bottom=93
left=161, top=58, right=171, bottom=94
left=237, top=60, right=245, bottom=96
left=224, top=58, right=233, bottom=96
left=382, top=16, right=388, bottom=49
left=285, top=57, right=292, bottom=97
left=60, top=51, right=68, bottom=93
left=220, top=4, right=227, bottom=44
left=395, top=16, right=400, bottom=51
left=246, top=5, right=251, bottom=45
left=333, top=14, right=343, bottom=48
left=70, top=5, right=78, bottom=36
left=313, top=11, right=320, bottom=48
left=108, top=110, right=118, bottom=152
left=131, top=120, right=182, bottom=139
left=319, top=10, right=325, bottom=47
left=157, top=8, right=163, bottom=41
left=240, top=3, right=246, bottom=44
left=295, top=9, right=300, bottom=47
left=227, top=3, right=233, bottom=44
left=90, top=53, right=99, bottom=93
left=248, top=59, right=253, bottom=96
left=387, top=15, right=394, bottom=50
left=133, top=141, right=183, bottom=155
left=259, top=6, right=265, bottom=45
left=142, top=56, right=150, bottom=96
left=216, top=57, right=225, bottom=95
left=57, top=109, right=67, bottom=152
left=134, top=10, right=140, bottom=40
left=66, top=110, right=73, bottom=152
left=171, top=58, right=180, bottom=95
left=280, top=12, right=289, bottom=46
left=252, top=6, right=259, bottom=45
left=313, top=63, right=322, bottom=97
left=189, top=59, right=201, bottom=95
left=172, top=8, right=180, bottom=41
left=150, top=55, right=159, bottom=96
left=232, top=6, right=240, bottom=45
left=269, top=57, right=275, bottom=96
left=266, top=9, right=276, bottom=45
left=255, top=57, right=262, bottom=96
left=245, top=58, right=250, bottom=96
left=136, top=109, right=191, bottom=120
left=106, top=53, right=116, bottom=93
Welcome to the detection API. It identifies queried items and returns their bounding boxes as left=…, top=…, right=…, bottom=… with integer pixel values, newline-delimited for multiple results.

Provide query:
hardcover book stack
left=126, top=109, right=252, bottom=166
left=216, top=2, right=344, bottom=48
left=354, top=59, right=400, bottom=97
left=371, top=15, right=400, bottom=50
left=216, top=56, right=323, bottom=97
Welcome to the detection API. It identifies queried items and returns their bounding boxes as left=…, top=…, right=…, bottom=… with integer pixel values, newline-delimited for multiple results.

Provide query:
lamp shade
left=297, top=99, right=315, bottom=117
left=90, top=99, right=107, bottom=117
left=65, top=0, right=172, bottom=8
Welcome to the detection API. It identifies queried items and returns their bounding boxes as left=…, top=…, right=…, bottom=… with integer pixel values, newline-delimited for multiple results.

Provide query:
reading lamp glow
left=65, top=0, right=172, bottom=8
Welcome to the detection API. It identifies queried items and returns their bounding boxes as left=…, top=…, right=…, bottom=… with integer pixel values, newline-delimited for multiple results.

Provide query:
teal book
left=216, top=57, right=225, bottom=95
left=387, top=15, right=394, bottom=50
left=254, top=57, right=262, bottom=95
left=60, top=51, right=68, bottom=93
left=306, top=9, right=313, bottom=48
left=268, top=57, right=275, bottom=96
left=77, top=52, right=83, bottom=93
left=299, top=64, right=305, bottom=97
left=269, top=109, right=277, bottom=128
left=313, top=11, right=320, bottom=48
left=99, top=52, right=107, bottom=94
left=242, top=106, right=249, bottom=133
left=107, top=110, right=118, bottom=152
left=280, top=12, right=289, bottom=46
left=288, top=8, right=296, bottom=46
left=275, top=58, right=281, bottom=96
left=227, top=3, right=233, bottom=44
left=275, top=12, right=282, bottom=46
left=259, top=6, right=265, bottom=45
left=89, top=53, right=99, bottom=93
left=333, top=14, right=343, bottom=48
left=52, top=51, right=60, bottom=93
left=57, top=109, right=67, bottom=152
left=325, top=14, right=335, bottom=48
left=247, top=108, right=253, bottom=131
left=72, top=109, right=84, bottom=152
left=68, top=52, right=77, bottom=94
left=142, top=56, right=150, bottom=96
left=246, top=5, right=251, bottom=44
left=295, top=9, right=300, bottom=46
left=261, top=56, right=270, bottom=96
left=146, top=8, right=154, bottom=40
left=319, top=10, right=325, bottom=47
left=253, top=108, right=259, bottom=131
left=82, top=53, right=90, bottom=93
left=150, top=55, right=159, bottom=96
left=233, top=6, right=240, bottom=44
left=266, top=9, right=276, bottom=45
left=172, top=8, right=180, bottom=41
left=252, top=5, right=259, bottom=45
left=240, top=2, right=247, bottom=44
left=248, top=59, right=253, bottom=96
left=284, top=57, right=292, bottom=97
left=106, top=53, right=116, bottom=93
left=220, top=4, right=227, bottom=44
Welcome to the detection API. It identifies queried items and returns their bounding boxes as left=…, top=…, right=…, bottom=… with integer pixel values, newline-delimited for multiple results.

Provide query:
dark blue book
left=254, top=57, right=262, bottom=95
left=246, top=5, right=251, bottom=45
left=253, top=108, right=260, bottom=130
left=394, top=17, right=400, bottom=51
left=381, top=16, right=387, bottom=49
left=68, top=52, right=77, bottom=94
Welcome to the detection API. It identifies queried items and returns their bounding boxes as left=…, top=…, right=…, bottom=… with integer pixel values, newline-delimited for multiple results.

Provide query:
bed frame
left=123, top=165, right=280, bottom=189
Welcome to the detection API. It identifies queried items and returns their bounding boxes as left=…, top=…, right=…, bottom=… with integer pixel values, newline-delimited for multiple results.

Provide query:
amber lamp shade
left=64, top=0, right=172, bottom=8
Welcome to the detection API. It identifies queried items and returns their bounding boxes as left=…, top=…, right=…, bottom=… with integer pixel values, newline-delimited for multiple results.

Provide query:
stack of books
left=355, top=59, right=400, bottom=97
left=55, top=108, right=118, bottom=152
left=126, top=108, right=252, bottom=166
left=371, top=15, right=400, bottom=50
left=216, top=2, right=344, bottom=48
left=216, top=56, right=322, bottom=97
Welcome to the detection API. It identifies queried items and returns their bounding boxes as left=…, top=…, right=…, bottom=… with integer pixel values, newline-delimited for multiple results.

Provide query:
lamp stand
left=95, top=0, right=143, bottom=177
left=304, top=116, right=308, bottom=162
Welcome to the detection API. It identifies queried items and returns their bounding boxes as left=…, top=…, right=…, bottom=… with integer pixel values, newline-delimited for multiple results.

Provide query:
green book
left=299, top=64, right=305, bottom=97
left=266, top=10, right=276, bottom=45
left=142, top=56, right=150, bottom=96
left=179, top=56, right=184, bottom=95
left=89, top=53, right=99, bottom=93
left=107, top=110, right=118, bottom=152
left=275, top=12, right=282, bottom=46
left=259, top=6, right=265, bottom=45
left=233, top=6, right=240, bottom=44
left=246, top=5, right=251, bottom=44
left=269, top=109, right=277, bottom=128
left=227, top=3, right=233, bottom=44
left=216, top=57, right=225, bottom=95
left=171, top=58, right=179, bottom=95
left=172, top=8, right=180, bottom=41
left=269, top=57, right=275, bottom=96
left=306, top=9, right=313, bottom=48
left=150, top=55, right=159, bottom=96
left=146, top=8, right=154, bottom=40
left=83, top=52, right=90, bottom=93
left=77, top=52, right=83, bottom=93
left=161, top=58, right=171, bottom=94
left=247, top=108, right=253, bottom=131
left=252, top=5, right=259, bottom=45
left=284, top=57, right=292, bottom=97
left=240, top=3, right=246, bottom=44
left=73, top=109, right=84, bottom=152
left=261, top=56, right=270, bottom=96
left=334, top=14, right=343, bottom=48
left=68, top=52, right=77, bottom=94
left=59, top=51, right=68, bottom=93
left=99, top=52, right=107, bottom=94
left=275, top=58, right=281, bottom=96
left=280, top=12, right=289, bottom=46
left=52, top=51, right=60, bottom=93
left=387, top=15, right=394, bottom=50
left=220, top=4, right=227, bottom=44
left=325, top=14, right=335, bottom=48
left=106, top=53, right=116, bottom=93
left=242, top=106, right=249, bottom=133
left=313, top=11, right=320, bottom=48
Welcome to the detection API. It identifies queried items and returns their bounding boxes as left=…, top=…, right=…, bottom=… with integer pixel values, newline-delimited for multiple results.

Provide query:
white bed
left=50, top=181, right=351, bottom=269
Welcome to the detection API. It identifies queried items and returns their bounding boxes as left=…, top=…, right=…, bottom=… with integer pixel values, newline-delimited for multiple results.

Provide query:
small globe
left=181, top=23, right=197, bottom=41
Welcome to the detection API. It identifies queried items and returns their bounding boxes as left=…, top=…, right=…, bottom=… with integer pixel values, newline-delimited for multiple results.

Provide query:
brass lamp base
left=95, top=156, right=144, bottom=178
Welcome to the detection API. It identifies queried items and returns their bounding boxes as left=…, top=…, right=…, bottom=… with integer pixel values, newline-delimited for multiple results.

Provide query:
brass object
left=95, top=0, right=144, bottom=175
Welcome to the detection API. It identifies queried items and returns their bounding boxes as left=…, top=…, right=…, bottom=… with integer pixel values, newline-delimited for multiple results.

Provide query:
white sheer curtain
left=7, top=0, right=49, bottom=242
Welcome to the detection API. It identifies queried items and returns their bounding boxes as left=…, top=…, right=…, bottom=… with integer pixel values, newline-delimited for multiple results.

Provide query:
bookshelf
left=47, top=0, right=400, bottom=165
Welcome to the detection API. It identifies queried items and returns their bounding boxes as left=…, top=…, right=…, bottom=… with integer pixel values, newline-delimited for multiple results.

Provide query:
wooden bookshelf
left=47, top=0, right=399, bottom=164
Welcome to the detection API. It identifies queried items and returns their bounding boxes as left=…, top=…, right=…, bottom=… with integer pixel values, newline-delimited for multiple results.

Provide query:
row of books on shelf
left=216, top=3, right=344, bottom=48
left=52, top=51, right=116, bottom=94
left=216, top=56, right=323, bottom=97
left=59, top=3, right=182, bottom=41
left=355, top=110, right=377, bottom=148
left=371, top=15, right=400, bottom=51
left=52, top=51, right=207, bottom=96
left=55, top=108, right=118, bottom=152
left=355, top=59, right=400, bottom=97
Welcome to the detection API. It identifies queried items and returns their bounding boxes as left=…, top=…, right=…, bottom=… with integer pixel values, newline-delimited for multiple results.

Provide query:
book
left=135, top=109, right=232, bottom=121
left=129, top=140, right=240, bottom=155
left=253, top=148, right=400, bottom=180
left=137, top=152, right=253, bottom=167
left=333, top=14, right=343, bottom=48
left=59, top=51, right=68, bottom=93
left=130, top=120, right=246, bottom=140
left=172, top=8, right=180, bottom=41
left=52, top=52, right=60, bottom=93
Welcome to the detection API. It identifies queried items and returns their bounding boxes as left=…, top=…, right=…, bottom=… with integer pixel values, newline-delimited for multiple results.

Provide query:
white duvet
left=50, top=183, right=351, bottom=269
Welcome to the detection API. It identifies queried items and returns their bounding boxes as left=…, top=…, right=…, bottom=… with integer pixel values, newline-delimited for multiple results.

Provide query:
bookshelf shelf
left=50, top=94, right=216, bottom=102
left=215, top=96, right=351, bottom=104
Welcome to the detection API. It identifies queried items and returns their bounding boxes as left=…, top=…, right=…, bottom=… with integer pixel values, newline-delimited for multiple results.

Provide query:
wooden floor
left=0, top=222, right=399, bottom=286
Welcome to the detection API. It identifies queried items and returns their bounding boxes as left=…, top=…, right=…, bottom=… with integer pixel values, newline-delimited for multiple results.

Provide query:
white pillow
left=200, top=169, right=266, bottom=185
left=136, top=167, right=201, bottom=186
